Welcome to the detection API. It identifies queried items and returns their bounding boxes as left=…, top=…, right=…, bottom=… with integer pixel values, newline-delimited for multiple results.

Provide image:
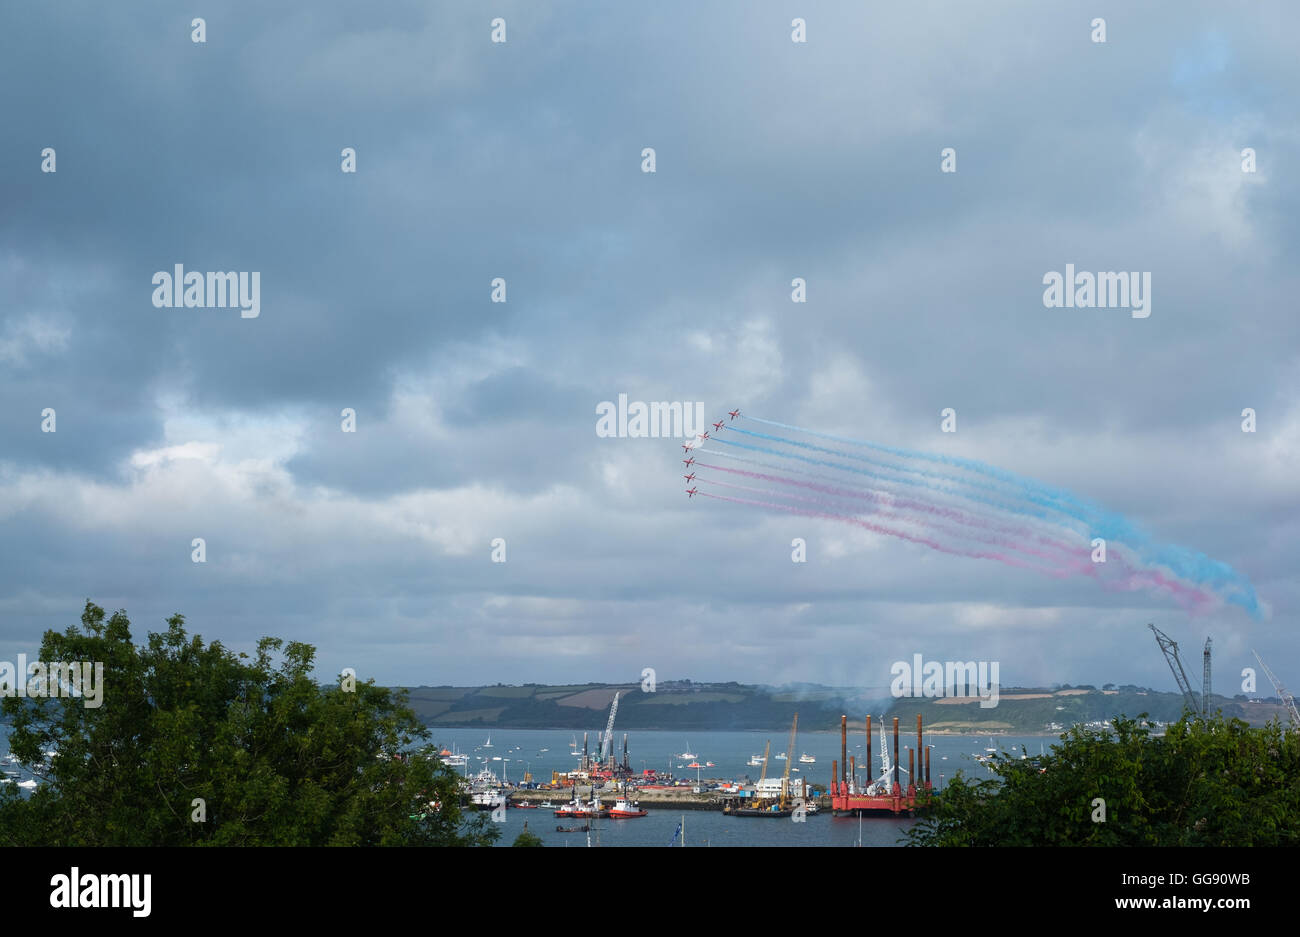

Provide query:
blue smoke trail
left=737, top=416, right=1262, bottom=618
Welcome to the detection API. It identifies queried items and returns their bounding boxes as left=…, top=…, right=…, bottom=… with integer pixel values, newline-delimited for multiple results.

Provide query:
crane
left=780, top=712, right=799, bottom=808
left=1253, top=650, right=1300, bottom=730
left=866, top=717, right=907, bottom=795
left=1149, top=624, right=1200, bottom=715
left=756, top=739, right=771, bottom=790
left=1202, top=637, right=1212, bottom=717
left=599, top=692, right=620, bottom=762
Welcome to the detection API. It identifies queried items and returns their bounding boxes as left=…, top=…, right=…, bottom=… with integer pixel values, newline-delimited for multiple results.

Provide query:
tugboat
left=554, top=795, right=611, bottom=819
left=608, top=798, right=648, bottom=818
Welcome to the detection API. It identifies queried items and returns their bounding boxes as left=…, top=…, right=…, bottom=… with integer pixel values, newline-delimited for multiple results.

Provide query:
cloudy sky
left=1, top=1, right=1296, bottom=694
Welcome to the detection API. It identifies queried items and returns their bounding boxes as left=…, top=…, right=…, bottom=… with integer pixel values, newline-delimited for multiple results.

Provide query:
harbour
left=422, top=723, right=1058, bottom=846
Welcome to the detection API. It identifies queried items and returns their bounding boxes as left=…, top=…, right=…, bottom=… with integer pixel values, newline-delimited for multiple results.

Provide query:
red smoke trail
left=696, top=460, right=1082, bottom=561
left=696, top=491, right=1061, bottom=575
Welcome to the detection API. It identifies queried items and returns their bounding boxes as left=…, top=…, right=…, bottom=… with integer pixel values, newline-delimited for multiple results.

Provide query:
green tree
left=0, top=602, right=498, bottom=846
left=512, top=828, right=544, bottom=846
left=905, top=713, right=1300, bottom=846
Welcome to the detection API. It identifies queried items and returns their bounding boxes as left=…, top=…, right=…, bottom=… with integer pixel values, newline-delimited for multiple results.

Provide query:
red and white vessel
left=608, top=798, right=648, bottom=818
left=554, top=796, right=610, bottom=819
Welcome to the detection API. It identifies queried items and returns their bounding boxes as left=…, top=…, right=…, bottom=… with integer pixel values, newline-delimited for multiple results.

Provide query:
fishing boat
left=608, top=798, right=648, bottom=818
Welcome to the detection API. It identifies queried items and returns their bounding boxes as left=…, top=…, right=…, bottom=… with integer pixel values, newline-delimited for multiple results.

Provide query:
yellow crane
left=780, top=712, right=799, bottom=808
left=757, top=739, right=771, bottom=787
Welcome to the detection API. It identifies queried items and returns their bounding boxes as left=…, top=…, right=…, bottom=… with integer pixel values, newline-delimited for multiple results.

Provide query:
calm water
left=1, top=724, right=1059, bottom=846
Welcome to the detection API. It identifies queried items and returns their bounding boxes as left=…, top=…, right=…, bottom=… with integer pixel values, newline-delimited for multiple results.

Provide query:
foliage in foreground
left=905, top=713, right=1300, bottom=846
left=0, top=602, right=498, bottom=846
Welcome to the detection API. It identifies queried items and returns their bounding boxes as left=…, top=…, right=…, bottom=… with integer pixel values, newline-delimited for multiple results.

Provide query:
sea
left=0, top=724, right=1060, bottom=847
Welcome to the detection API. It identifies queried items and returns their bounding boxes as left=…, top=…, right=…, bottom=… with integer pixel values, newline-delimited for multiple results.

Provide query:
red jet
left=686, top=487, right=698, bottom=498
left=712, top=420, right=724, bottom=431
left=681, top=441, right=695, bottom=452
left=682, top=456, right=695, bottom=467
left=728, top=409, right=740, bottom=420
left=697, top=432, right=710, bottom=441
left=683, top=472, right=696, bottom=482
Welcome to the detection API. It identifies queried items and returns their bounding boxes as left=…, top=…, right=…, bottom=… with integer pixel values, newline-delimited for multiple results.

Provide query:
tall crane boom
left=1253, top=650, right=1300, bottom=729
left=600, top=692, right=620, bottom=760
left=757, top=740, right=771, bottom=786
left=1202, top=637, right=1212, bottom=717
left=781, top=712, right=799, bottom=807
left=1149, top=624, right=1200, bottom=715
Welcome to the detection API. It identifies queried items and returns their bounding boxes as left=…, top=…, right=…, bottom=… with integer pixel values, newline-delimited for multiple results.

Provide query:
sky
left=0, top=1, right=1296, bottom=694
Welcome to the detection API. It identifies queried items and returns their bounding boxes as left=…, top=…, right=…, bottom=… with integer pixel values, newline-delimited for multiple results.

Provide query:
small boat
left=678, top=742, right=697, bottom=759
left=774, top=753, right=787, bottom=761
left=705, top=761, right=716, bottom=767
left=483, top=735, right=493, bottom=748
left=556, top=824, right=590, bottom=833
left=798, top=753, right=816, bottom=764
left=538, top=801, right=557, bottom=809
left=746, top=754, right=766, bottom=767
left=17, top=779, right=38, bottom=789
left=510, top=801, right=539, bottom=809
left=554, top=798, right=610, bottom=819
left=609, top=798, right=648, bottom=818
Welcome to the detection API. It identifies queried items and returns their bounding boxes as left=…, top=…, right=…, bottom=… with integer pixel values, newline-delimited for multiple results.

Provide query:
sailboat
left=483, top=735, right=493, bottom=749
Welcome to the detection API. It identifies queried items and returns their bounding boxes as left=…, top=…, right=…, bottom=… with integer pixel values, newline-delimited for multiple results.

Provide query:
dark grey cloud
left=0, top=0, right=1296, bottom=692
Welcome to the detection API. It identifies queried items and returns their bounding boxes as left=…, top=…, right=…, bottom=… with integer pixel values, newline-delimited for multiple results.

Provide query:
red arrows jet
left=681, top=441, right=695, bottom=452
left=683, top=472, right=696, bottom=483
left=686, top=487, right=698, bottom=498
left=697, top=432, right=710, bottom=441
left=728, top=409, right=740, bottom=420
left=682, top=456, right=696, bottom=467
left=712, top=420, right=724, bottom=431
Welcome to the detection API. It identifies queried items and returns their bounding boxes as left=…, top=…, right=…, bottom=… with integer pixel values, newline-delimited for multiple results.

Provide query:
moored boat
left=608, top=798, right=648, bottom=818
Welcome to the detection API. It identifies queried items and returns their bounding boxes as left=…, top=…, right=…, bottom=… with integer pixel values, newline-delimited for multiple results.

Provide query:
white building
left=754, top=777, right=805, bottom=799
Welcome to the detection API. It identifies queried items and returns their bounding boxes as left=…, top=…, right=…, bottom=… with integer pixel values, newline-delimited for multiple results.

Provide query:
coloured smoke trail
left=681, top=413, right=1262, bottom=619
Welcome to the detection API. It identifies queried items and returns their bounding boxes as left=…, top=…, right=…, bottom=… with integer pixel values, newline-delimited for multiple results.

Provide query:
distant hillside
left=398, top=680, right=884, bottom=732
left=395, top=680, right=1290, bottom=733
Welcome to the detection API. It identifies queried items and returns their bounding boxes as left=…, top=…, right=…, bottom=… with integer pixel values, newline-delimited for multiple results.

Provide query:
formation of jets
left=683, top=410, right=739, bottom=499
